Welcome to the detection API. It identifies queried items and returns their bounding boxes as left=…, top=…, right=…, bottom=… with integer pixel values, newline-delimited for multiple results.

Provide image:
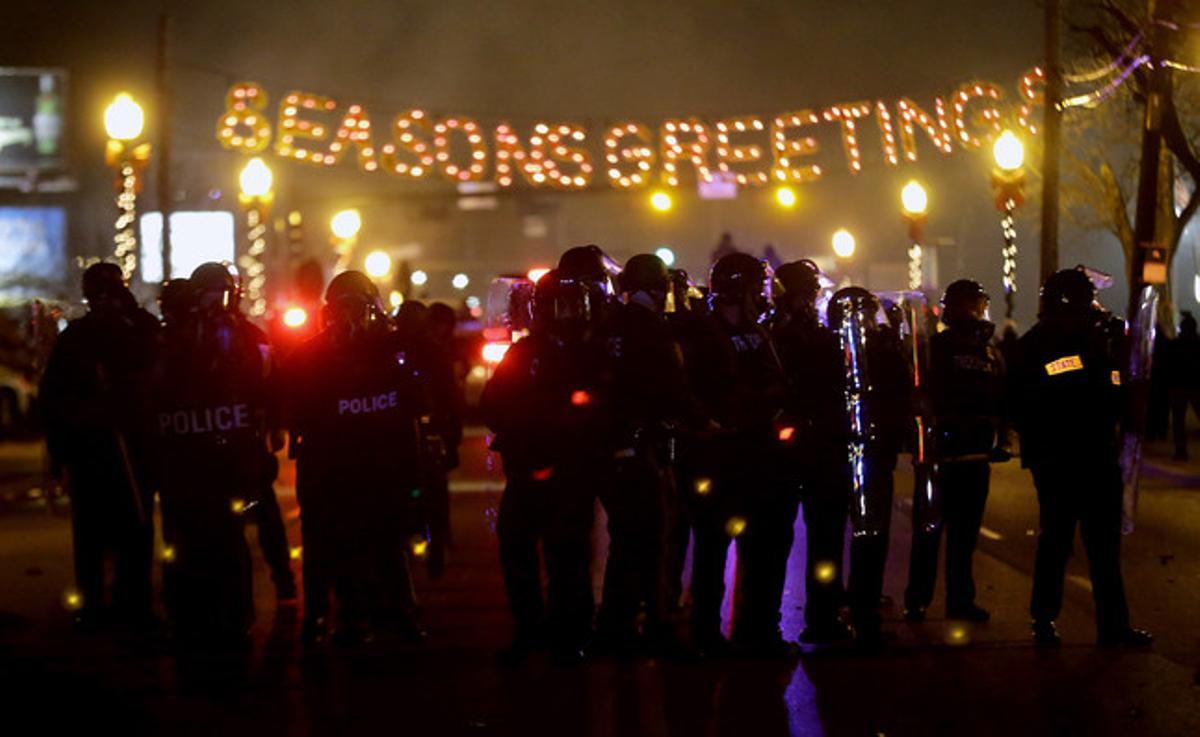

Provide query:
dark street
left=1, top=430, right=1197, bottom=737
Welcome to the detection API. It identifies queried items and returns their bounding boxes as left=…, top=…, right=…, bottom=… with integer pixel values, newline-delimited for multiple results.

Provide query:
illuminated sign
left=139, top=211, right=236, bottom=283
left=0, top=206, right=66, bottom=303
left=1044, top=355, right=1084, bottom=376
left=215, top=68, right=1045, bottom=190
left=0, top=68, right=67, bottom=172
left=1111, top=370, right=1121, bottom=386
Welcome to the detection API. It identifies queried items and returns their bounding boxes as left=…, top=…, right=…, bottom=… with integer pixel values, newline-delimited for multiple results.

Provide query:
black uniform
left=285, top=326, right=425, bottom=639
left=1011, top=318, right=1131, bottom=638
left=770, top=311, right=850, bottom=636
left=905, top=321, right=1005, bottom=616
left=40, top=299, right=159, bottom=627
left=152, top=309, right=266, bottom=643
left=595, top=299, right=693, bottom=648
left=483, top=329, right=610, bottom=657
left=689, top=309, right=792, bottom=649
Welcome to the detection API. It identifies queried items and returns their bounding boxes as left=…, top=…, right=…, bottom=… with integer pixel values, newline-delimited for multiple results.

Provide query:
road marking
left=1067, top=574, right=1094, bottom=592
left=979, top=526, right=1003, bottom=541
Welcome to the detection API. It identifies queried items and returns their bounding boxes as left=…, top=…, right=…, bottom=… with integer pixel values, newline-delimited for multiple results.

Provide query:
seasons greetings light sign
left=215, top=67, right=1044, bottom=190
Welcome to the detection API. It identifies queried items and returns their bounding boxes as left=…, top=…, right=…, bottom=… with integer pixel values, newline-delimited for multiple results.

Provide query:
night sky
left=5, top=0, right=1174, bottom=324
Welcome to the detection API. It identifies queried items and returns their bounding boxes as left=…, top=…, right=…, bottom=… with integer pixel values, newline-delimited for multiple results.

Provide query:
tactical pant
left=800, top=464, right=848, bottom=630
left=596, top=452, right=672, bottom=642
left=424, top=466, right=452, bottom=575
left=847, top=457, right=895, bottom=635
left=253, top=479, right=295, bottom=593
left=1030, top=459, right=1130, bottom=637
left=66, top=463, right=153, bottom=623
left=161, top=492, right=254, bottom=644
left=497, top=461, right=597, bottom=650
left=691, top=466, right=795, bottom=644
left=905, top=460, right=990, bottom=612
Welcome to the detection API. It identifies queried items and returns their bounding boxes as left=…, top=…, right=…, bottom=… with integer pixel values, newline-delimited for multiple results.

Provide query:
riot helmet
left=558, top=244, right=619, bottom=310
left=1039, top=268, right=1095, bottom=325
left=324, top=270, right=387, bottom=339
left=774, top=259, right=822, bottom=320
left=190, top=262, right=238, bottom=314
left=826, top=286, right=879, bottom=329
left=941, top=279, right=991, bottom=328
left=619, top=253, right=670, bottom=312
left=709, top=252, right=770, bottom=320
left=533, top=269, right=598, bottom=342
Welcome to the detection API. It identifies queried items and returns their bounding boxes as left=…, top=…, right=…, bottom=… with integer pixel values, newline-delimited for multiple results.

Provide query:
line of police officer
left=482, top=246, right=1152, bottom=662
left=41, top=262, right=458, bottom=648
left=41, top=251, right=1151, bottom=657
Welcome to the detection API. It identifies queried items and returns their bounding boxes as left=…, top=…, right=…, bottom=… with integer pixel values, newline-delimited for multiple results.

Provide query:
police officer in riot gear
left=189, top=263, right=298, bottom=602
left=151, top=261, right=268, bottom=646
left=904, top=280, right=1005, bottom=623
left=829, top=286, right=911, bottom=649
left=41, top=263, right=159, bottom=630
left=689, top=253, right=793, bottom=656
left=285, top=271, right=426, bottom=646
left=770, top=260, right=852, bottom=644
left=483, top=268, right=611, bottom=664
left=1011, top=268, right=1152, bottom=647
left=594, top=254, right=695, bottom=655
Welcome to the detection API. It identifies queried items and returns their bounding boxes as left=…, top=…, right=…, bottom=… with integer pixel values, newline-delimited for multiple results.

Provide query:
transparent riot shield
left=879, top=291, right=939, bottom=535
left=1119, top=285, right=1159, bottom=535
left=484, top=276, right=536, bottom=337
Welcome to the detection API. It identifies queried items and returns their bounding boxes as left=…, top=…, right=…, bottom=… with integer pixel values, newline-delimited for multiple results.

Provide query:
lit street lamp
left=649, top=190, right=673, bottom=213
left=900, top=179, right=928, bottom=291
left=104, top=93, right=150, bottom=281
left=364, top=250, right=392, bottom=279
left=237, top=157, right=274, bottom=316
left=832, top=228, right=856, bottom=260
left=774, top=185, right=798, bottom=209
left=330, top=208, right=362, bottom=273
left=991, top=130, right=1026, bottom=320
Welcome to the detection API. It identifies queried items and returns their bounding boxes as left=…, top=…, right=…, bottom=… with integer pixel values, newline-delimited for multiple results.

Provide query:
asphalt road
left=0, top=429, right=1197, bottom=736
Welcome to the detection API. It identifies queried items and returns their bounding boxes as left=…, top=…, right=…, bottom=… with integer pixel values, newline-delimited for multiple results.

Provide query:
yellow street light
left=104, top=93, right=144, bottom=141
left=238, top=157, right=273, bottom=201
left=410, top=269, right=429, bottom=287
left=901, top=180, right=928, bottom=217
left=774, top=186, right=798, bottom=209
left=364, top=250, right=392, bottom=278
left=832, top=228, right=856, bottom=259
left=992, top=130, right=1025, bottom=172
left=330, top=208, right=362, bottom=240
left=649, top=190, right=673, bottom=213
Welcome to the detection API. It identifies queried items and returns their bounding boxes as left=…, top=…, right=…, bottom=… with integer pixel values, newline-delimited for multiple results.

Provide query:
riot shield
left=1119, top=285, right=1159, bottom=535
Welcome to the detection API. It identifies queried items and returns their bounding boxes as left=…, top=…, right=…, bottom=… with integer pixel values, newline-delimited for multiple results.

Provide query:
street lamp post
left=900, top=180, right=928, bottom=292
left=104, top=93, right=149, bottom=281
left=237, top=157, right=274, bottom=317
left=991, top=130, right=1026, bottom=320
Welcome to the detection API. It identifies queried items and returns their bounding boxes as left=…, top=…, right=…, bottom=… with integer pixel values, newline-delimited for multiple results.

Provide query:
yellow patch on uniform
left=1044, top=355, right=1084, bottom=376
left=1111, top=370, right=1122, bottom=386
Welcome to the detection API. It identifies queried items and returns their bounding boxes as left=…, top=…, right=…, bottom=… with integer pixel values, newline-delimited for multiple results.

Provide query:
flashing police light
left=282, top=306, right=308, bottom=328
left=482, top=341, right=510, bottom=364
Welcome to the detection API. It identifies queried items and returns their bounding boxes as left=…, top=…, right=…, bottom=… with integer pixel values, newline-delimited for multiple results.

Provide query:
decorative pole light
left=237, top=157, right=274, bottom=316
left=649, top=190, right=673, bottom=213
left=991, top=129, right=1026, bottom=319
left=900, top=179, right=929, bottom=291
left=330, top=208, right=362, bottom=273
left=103, top=93, right=150, bottom=281
left=832, top=228, right=856, bottom=259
